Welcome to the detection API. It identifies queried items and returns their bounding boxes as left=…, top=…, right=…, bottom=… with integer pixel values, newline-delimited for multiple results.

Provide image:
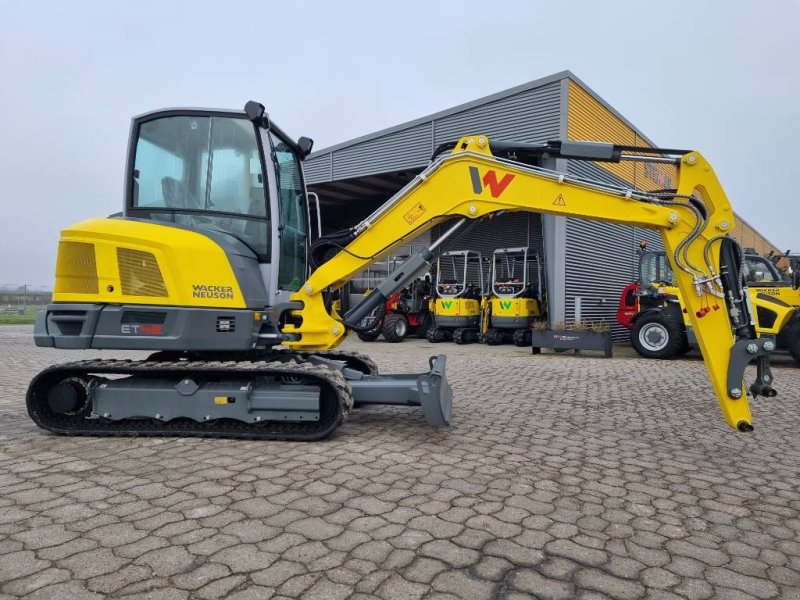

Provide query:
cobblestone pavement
left=1, top=324, right=800, bottom=599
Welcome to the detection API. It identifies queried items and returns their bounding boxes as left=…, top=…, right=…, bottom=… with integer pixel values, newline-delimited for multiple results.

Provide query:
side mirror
left=297, top=136, right=314, bottom=159
left=793, top=270, right=800, bottom=290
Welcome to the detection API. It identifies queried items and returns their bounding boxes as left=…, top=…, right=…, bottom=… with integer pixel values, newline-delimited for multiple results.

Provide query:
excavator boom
left=284, top=136, right=775, bottom=431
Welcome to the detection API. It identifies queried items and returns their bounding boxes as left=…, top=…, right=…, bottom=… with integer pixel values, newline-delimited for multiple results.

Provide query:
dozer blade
left=345, top=355, right=453, bottom=427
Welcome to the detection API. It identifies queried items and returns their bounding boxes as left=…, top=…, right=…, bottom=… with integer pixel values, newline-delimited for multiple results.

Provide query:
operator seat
left=162, top=177, right=199, bottom=209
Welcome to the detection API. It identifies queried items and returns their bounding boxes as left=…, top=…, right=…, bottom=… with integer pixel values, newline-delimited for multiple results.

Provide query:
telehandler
left=29, top=101, right=779, bottom=438
left=619, top=248, right=800, bottom=362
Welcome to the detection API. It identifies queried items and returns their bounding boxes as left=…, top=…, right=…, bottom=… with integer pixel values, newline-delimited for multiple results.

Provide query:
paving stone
left=419, top=539, right=481, bottom=568
left=705, top=566, right=780, bottom=598
left=1, top=567, right=71, bottom=596
left=193, top=574, right=248, bottom=600
left=285, top=516, right=344, bottom=540
left=403, top=557, right=449, bottom=584
left=251, top=560, right=306, bottom=587
left=211, top=543, right=279, bottom=573
left=3, top=334, right=800, bottom=600
left=169, top=563, right=232, bottom=591
left=430, top=569, right=496, bottom=599
left=23, top=580, right=105, bottom=600
left=546, top=538, right=608, bottom=566
left=132, top=546, right=198, bottom=577
left=58, top=547, right=128, bottom=578
left=575, top=567, right=647, bottom=599
left=512, top=568, right=576, bottom=599
left=375, top=573, right=428, bottom=600
left=10, top=523, right=79, bottom=549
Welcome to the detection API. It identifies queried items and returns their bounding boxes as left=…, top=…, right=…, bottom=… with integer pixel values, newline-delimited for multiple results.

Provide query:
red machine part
left=616, top=282, right=640, bottom=329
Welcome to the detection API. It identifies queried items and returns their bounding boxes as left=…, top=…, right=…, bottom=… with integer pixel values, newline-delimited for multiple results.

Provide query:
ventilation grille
left=54, top=241, right=99, bottom=295
left=216, top=317, right=236, bottom=333
left=117, top=248, right=167, bottom=297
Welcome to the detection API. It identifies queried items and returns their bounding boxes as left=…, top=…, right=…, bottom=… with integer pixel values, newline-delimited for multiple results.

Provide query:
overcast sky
left=1, top=0, right=798, bottom=286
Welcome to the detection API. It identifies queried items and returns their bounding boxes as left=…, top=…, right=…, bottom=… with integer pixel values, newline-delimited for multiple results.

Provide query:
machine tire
left=382, top=313, right=409, bottom=343
left=356, top=330, right=381, bottom=342
left=779, top=316, right=800, bottom=363
left=631, top=313, right=687, bottom=359
left=416, top=312, right=433, bottom=338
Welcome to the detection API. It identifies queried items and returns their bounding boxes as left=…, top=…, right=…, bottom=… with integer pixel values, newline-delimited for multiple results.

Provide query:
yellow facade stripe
left=567, top=81, right=677, bottom=192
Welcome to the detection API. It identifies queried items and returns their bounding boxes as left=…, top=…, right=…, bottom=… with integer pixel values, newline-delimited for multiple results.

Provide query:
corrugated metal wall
left=302, top=153, right=330, bottom=184
left=432, top=214, right=546, bottom=294
left=731, top=218, right=781, bottom=257
left=332, top=123, right=432, bottom=180
left=304, top=81, right=562, bottom=185
left=433, top=82, right=561, bottom=146
left=567, top=81, right=677, bottom=192
left=565, top=161, right=664, bottom=341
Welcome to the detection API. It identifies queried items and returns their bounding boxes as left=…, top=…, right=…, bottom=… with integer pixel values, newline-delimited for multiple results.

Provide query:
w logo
left=441, top=300, right=453, bottom=309
left=469, top=166, right=515, bottom=198
left=500, top=301, right=513, bottom=310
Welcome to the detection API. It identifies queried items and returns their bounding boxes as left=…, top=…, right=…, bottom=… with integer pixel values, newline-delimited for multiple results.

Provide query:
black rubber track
left=144, top=348, right=380, bottom=377
left=27, top=357, right=354, bottom=441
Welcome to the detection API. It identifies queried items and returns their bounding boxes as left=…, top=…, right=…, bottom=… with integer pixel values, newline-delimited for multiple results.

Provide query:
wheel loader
left=426, top=250, right=484, bottom=344
left=482, top=247, right=546, bottom=346
left=619, top=248, right=800, bottom=362
left=28, top=101, right=781, bottom=437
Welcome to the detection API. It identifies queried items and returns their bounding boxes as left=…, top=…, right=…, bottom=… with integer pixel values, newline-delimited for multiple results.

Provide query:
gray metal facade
left=564, top=162, right=664, bottom=341
left=302, top=71, right=702, bottom=342
left=305, top=79, right=562, bottom=185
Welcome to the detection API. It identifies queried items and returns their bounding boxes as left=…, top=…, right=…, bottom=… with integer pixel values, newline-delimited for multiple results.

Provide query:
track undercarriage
left=27, top=350, right=452, bottom=441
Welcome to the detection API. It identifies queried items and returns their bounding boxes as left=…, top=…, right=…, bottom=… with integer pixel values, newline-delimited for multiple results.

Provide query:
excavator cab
left=128, top=106, right=311, bottom=306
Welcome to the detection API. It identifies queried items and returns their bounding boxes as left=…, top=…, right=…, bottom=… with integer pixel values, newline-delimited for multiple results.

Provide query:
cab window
left=744, top=256, right=780, bottom=284
left=132, top=115, right=269, bottom=258
left=266, top=131, right=308, bottom=291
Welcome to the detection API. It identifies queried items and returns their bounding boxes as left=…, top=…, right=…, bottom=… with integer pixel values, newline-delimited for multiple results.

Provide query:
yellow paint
left=490, top=298, right=543, bottom=318
left=435, top=298, right=480, bottom=317
left=285, top=135, right=756, bottom=431
left=51, top=218, right=245, bottom=308
left=403, top=203, right=426, bottom=225
left=568, top=80, right=677, bottom=192
left=214, top=396, right=231, bottom=405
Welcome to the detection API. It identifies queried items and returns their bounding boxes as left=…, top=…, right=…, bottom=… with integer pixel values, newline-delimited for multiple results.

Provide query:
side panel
left=52, top=218, right=251, bottom=309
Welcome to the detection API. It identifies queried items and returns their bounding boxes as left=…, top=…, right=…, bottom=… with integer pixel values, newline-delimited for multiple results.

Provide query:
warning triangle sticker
left=552, top=194, right=566, bottom=206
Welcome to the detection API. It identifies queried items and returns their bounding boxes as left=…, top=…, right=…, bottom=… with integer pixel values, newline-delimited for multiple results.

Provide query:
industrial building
left=304, top=71, right=778, bottom=339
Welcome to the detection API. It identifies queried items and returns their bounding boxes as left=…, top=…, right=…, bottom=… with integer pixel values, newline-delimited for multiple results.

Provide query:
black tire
left=356, top=304, right=385, bottom=342
left=631, top=313, right=687, bottom=359
left=778, top=315, right=800, bottom=363
left=382, top=313, right=409, bottom=343
left=415, top=312, right=433, bottom=338
left=356, top=330, right=381, bottom=342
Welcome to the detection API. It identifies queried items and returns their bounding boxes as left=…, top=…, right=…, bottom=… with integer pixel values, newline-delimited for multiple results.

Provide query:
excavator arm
left=282, top=136, right=775, bottom=431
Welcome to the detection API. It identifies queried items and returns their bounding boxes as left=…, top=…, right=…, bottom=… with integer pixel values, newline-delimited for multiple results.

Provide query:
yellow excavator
left=29, top=101, right=779, bottom=439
